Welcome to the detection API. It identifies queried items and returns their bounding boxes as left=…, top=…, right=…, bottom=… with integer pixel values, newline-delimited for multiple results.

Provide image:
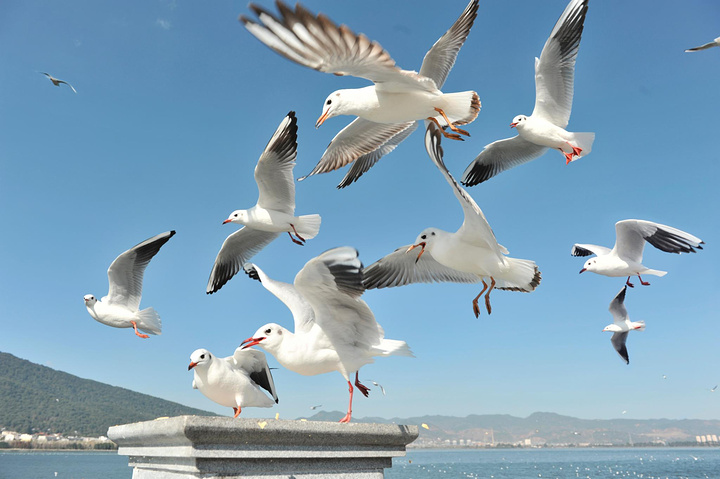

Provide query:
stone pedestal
left=107, top=415, right=418, bottom=478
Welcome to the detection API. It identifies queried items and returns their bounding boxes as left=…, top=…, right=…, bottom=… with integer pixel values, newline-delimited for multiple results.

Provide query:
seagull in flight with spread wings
left=241, top=0, right=480, bottom=188
left=603, top=286, right=645, bottom=365
left=39, top=72, right=77, bottom=93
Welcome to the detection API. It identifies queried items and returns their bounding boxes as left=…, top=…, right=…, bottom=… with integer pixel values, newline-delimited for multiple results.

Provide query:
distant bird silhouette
left=39, top=72, right=77, bottom=93
left=309, top=404, right=323, bottom=410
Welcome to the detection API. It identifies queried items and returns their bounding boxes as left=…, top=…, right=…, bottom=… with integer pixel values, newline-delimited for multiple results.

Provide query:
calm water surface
left=1, top=447, right=718, bottom=479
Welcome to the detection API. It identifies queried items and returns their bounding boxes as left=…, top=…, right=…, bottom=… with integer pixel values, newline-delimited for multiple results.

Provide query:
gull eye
left=421, top=235, right=426, bottom=240
left=326, top=99, right=332, bottom=106
left=200, top=354, right=205, bottom=359
left=265, top=328, right=272, bottom=335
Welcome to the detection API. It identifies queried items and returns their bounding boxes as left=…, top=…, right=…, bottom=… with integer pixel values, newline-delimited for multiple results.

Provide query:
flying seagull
left=84, top=230, right=175, bottom=338
left=363, top=123, right=541, bottom=318
left=240, top=247, right=413, bottom=423
left=685, top=37, right=720, bottom=52
left=603, top=286, right=645, bottom=365
left=572, top=219, right=703, bottom=287
left=206, top=112, right=321, bottom=294
left=462, top=0, right=593, bottom=186
left=39, top=72, right=77, bottom=93
left=189, top=347, right=278, bottom=417
left=241, top=0, right=481, bottom=188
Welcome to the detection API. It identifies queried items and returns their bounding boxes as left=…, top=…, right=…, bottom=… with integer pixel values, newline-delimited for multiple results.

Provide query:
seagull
left=84, top=231, right=175, bottom=338
left=711, top=385, right=718, bottom=392
left=240, top=247, right=413, bottom=423
left=188, top=347, right=278, bottom=417
left=309, top=404, right=323, bottom=410
left=572, top=219, right=703, bottom=287
left=362, top=123, right=541, bottom=318
left=206, top=112, right=321, bottom=294
left=603, top=286, right=645, bottom=365
left=39, top=72, right=77, bottom=93
left=461, top=0, right=593, bottom=186
left=685, top=37, right=720, bottom=52
left=241, top=1, right=481, bottom=188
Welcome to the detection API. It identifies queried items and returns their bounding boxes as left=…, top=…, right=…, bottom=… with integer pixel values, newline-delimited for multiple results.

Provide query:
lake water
left=1, top=447, right=718, bottom=479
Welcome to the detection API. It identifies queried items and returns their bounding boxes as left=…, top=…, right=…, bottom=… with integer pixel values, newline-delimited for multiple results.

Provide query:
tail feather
left=438, top=91, right=481, bottom=125
left=136, top=307, right=162, bottom=335
left=634, top=320, right=646, bottom=332
left=643, top=269, right=667, bottom=277
left=295, top=214, right=321, bottom=239
left=568, top=132, right=595, bottom=158
left=495, top=258, right=541, bottom=292
left=373, top=339, right=414, bottom=358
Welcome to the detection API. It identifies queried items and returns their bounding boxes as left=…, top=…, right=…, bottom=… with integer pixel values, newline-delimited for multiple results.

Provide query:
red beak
left=510, top=122, right=517, bottom=128
left=579, top=268, right=586, bottom=274
left=240, top=336, right=266, bottom=350
left=316, top=109, right=330, bottom=128
left=406, top=242, right=426, bottom=263
left=188, top=362, right=198, bottom=371
left=222, top=218, right=232, bottom=224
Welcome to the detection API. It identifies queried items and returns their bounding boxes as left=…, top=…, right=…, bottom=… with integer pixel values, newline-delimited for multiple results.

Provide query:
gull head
left=83, top=294, right=97, bottom=306
left=224, top=209, right=248, bottom=225
left=188, top=348, right=212, bottom=371
left=241, top=323, right=284, bottom=353
left=510, top=115, right=528, bottom=129
left=580, top=258, right=598, bottom=274
left=406, top=229, right=438, bottom=263
left=316, top=90, right=349, bottom=128
left=602, top=324, right=622, bottom=333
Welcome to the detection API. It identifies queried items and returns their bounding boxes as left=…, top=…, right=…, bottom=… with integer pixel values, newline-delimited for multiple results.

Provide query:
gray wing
left=232, top=348, right=279, bottom=403
left=531, top=0, right=589, bottom=127
left=608, top=286, right=628, bottom=322
left=106, top=231, right=176, bottom=310
left=240, top=2, right=436, bottom=92
left=363, top=245, right=482, bottom=289
left=613, top=219, right=703, bottom=263
left=611, top=331, right=630, bottom=365
left=255, top=112, right=298, bottom=214
left=571, top=243, right=612, bottom=257
left=336, top=121, right=418, bottom=189
left=461, top=136, right=549, bottom=186
left=685, top=38, right=720, bottom=52
left=299, top=119, right=415, bottom=182
left=243, top=263, right=315, bottom=334
left=425, top=123, right=504, bottom=256
left=418, top=0, right=478, bottom=89
left=206, top=228, right=280, bottom=294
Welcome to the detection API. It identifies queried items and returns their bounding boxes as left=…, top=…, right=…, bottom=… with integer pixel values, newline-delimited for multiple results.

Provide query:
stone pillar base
left=108, top=415, right=418, bottom=478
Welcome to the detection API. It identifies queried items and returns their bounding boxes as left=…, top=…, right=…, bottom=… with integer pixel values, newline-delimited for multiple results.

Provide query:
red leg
left=287, top=231, right=304, bottom=246
left=637, top=274, right=651, bottom=286
left=290, top=224, right=306, bottom=242
left=625, top=277, right=635, bottom=288
left=433, top=108, right=471, bottom=137
left=472, top=280, right=489, bottom=318
left=131, top=321, right=149, bottom=339
left=354, top=372, right=370, bottom=398
left=426, top=116, right=463, bottom=141
left=484, top=277, right=496, bottom=315
left=339, top=381, right=354, bottom=423
left=233, top=407, right=242, bottom=418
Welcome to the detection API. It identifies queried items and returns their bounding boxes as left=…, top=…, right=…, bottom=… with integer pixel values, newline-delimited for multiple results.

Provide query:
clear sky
left=1, top=0, right=718, bottom=422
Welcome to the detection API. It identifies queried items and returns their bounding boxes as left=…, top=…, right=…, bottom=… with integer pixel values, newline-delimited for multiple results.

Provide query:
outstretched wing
left=608, top=286, right=628, bottom=323
left=613, top=219, right=703, bottom=263
left=255, top=112, right=298, bottom=214
left=611, top=331, right=630, bottom=365
left=571, top=243, right=611, bottom=257
left=106, top=231, right=175, bottom=310
left=461, top=136, right=549, bottom=186
left=532, top=0, right=589, bottom=127
left=241, top=2, right=437, bottom=92
left=232, top=347, right=279, bottom=403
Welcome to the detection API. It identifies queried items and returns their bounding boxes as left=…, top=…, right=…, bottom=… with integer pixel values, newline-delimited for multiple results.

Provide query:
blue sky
left=1, top=0, right=718, bottom=422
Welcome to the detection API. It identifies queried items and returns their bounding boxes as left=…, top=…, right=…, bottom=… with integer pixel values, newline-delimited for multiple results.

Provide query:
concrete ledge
left=108, top=415, right=418, bottom=478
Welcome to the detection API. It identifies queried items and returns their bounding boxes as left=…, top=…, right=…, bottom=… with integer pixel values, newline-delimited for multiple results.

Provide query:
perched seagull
left=462, top=0, right=593, bottom=186
left=84, top=231, right=175, bottom=338
left=188, top=347, right=278, bottom=417
left=241, top=1, right=481, bottom=188
left=685, top=37, right=720, bottom=52
left=206, top=112, right=321, bottom=294
left=603, top=286, right=645, bottom=365
left=240, top=247, right=413, bottom=423
left=363, top=123, right=541, bottom=318
left=572, top=219, right=703, bottom=287
left=39, top=72, right=77, bottom=93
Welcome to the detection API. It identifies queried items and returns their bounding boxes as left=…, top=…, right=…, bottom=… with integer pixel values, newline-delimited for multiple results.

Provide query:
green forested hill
left=0, top=352, right=216, bottom=436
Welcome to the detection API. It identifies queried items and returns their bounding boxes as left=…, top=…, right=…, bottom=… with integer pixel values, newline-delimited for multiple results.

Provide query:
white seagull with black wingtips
left=362, top=123, right=541, bottom=318
left=685, top=36, right=720, bottom=52
left=84, top=230, right=175, bottom=338
left=241, top=0, right=481, bottom=188
left=188, top=347, right=278, bottom=417
left=462, top=0, right=593, bottom=186
left=603, top=286, right=645, bottom=365
left=572, top=219, right=703, bottom=288
left=240, top=247, right=413, bottom=423
left=206, top=112, right=321, bottom=294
